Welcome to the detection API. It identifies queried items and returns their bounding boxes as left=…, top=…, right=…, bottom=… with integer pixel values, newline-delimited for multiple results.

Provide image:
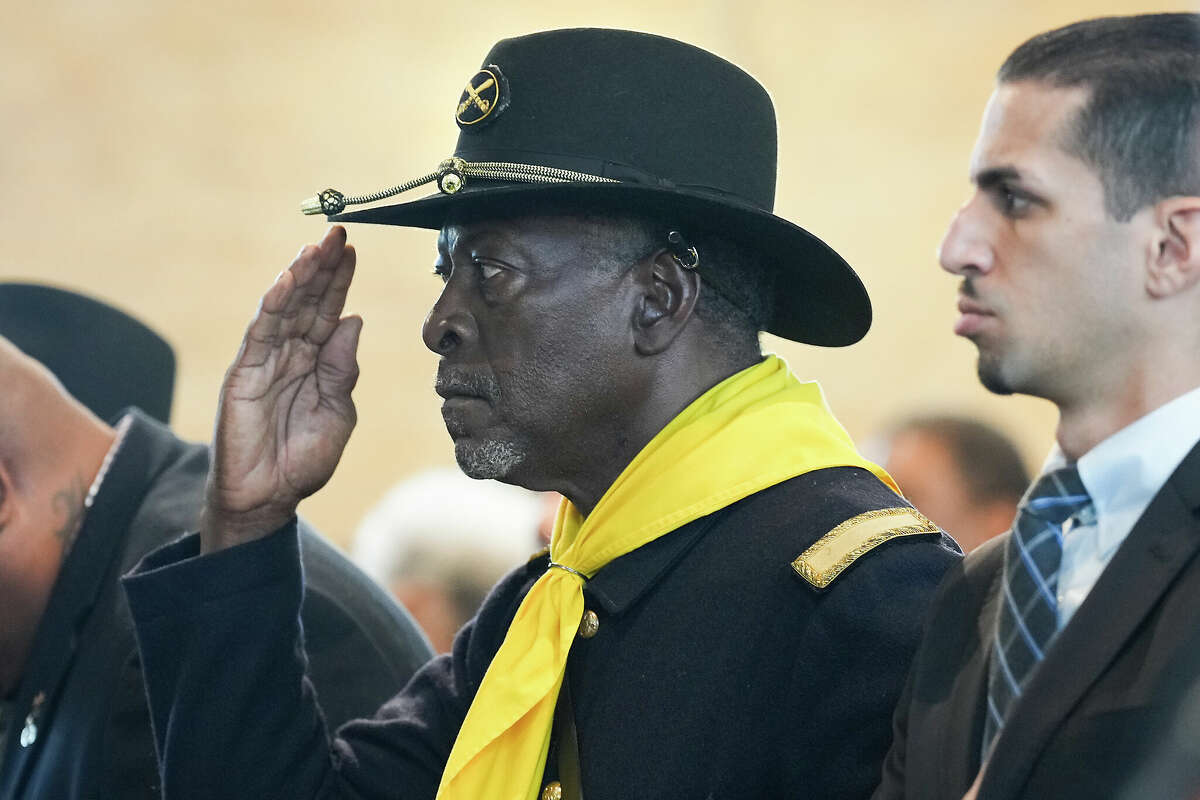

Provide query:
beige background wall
left=2, top=0, right=1188, bottom=547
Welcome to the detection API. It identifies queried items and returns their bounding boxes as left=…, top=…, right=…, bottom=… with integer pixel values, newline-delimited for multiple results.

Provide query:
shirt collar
left=1042, top=383, right=1200, bottom=557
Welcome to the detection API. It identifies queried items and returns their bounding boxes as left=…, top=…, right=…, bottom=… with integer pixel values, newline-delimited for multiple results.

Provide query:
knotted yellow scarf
left=435, top=354, right=897, bottom=800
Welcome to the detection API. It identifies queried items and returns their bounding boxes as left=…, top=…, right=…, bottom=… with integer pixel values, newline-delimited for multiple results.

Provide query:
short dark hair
left=894, top=415, right=1030, bottom=505
left=998, top=13, right=1200, bottom=221
left=578, top=211, right=771, bottom=360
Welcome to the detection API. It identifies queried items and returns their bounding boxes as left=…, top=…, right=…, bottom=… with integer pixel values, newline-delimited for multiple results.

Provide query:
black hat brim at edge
left=329, top=180, right=871, bottom=347
left=0, top=282, right=176, bottom=424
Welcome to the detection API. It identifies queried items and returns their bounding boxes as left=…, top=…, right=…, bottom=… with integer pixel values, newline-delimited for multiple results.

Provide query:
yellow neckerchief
left=435, top=354, right=898, bottom=800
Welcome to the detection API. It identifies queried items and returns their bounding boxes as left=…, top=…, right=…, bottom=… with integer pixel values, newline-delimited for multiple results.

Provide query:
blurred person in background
left=882, top=415, right=1029, bottom=553
left=876, top=14, right=1200, bottom=800
left=0, top=285, right=432, bottom=800
left=353, top=468, right=546, bottom=652
left=118, top=29, right=959, bottom=800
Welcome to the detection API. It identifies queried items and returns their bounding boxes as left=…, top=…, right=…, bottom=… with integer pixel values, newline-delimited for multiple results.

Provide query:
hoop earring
left=667, top=231, right=700, bottom=270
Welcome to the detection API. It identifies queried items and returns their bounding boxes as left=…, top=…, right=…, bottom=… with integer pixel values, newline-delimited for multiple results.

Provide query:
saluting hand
left=201, top=226, right=361, bottom=553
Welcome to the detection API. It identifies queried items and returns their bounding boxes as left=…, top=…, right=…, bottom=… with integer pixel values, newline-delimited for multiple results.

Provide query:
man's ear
left=1146, top=197, right=1200, bottom=299
left=632, top=249, right=701, bottom=355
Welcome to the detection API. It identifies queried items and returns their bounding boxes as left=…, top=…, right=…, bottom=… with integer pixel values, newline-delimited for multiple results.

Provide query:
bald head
left=0, top=336, right=112, bottom=489
left=0, top=335, right=115, bottom=696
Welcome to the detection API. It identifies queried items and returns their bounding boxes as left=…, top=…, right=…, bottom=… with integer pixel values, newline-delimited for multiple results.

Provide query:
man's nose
left=421, top=282, right=478, bottom=356
left=938, top=200, right=994, bottom=277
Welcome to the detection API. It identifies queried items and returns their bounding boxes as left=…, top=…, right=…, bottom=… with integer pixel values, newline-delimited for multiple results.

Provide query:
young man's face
left=937, top=81, right=1149, bottom=405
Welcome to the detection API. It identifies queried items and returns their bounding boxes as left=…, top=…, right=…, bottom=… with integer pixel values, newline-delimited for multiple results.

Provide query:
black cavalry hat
left=0, top=283, right=176, bottom=424
left=304, top=28, right=870, bottom=346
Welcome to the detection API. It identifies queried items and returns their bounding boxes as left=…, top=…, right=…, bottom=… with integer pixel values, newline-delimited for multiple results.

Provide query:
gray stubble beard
left=455, top=437, right=527, bottom=481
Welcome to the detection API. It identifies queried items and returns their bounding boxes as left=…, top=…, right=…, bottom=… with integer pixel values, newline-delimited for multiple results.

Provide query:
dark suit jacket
left=125, top=465, right=961, bottom=800
left=0, top=411, right=433, bottom=800
left=875, top=440, right=1200, bottom=800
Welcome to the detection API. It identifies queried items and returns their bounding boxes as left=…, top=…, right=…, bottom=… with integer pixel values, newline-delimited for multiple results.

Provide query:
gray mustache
left=435, top=367, right=500, bottom=401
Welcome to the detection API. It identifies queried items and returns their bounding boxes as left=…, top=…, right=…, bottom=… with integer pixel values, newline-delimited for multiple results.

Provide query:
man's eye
left=475, top=259, right=504, bottom=281
left=998, top=186, right=1032, bottom=216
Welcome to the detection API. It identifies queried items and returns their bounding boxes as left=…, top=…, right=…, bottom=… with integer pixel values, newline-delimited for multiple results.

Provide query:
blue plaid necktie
left=983, top=465, right=1091, bottom=755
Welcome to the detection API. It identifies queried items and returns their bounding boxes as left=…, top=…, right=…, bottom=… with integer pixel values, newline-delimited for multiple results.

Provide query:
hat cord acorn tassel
left=300, top=167, right=443, bottom=216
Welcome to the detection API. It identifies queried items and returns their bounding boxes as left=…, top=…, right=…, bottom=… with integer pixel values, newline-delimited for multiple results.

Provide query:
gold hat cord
left=301, top=157, right=618, bottom=216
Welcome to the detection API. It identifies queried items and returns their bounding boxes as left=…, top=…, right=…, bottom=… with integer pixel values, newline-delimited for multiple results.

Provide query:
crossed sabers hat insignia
left=458, top=74, right=495, bottom=116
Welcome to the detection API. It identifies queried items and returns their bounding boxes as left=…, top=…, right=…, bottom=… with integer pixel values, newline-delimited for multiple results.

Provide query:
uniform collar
left=582, top=506, right=728, bottom=614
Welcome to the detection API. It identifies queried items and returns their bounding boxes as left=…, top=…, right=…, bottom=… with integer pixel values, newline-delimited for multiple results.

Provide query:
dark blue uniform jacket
left=124, top=465, right=961, bottom=799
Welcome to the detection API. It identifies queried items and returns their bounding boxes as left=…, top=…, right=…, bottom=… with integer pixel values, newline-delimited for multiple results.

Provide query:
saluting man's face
left=423, top=213, right=647, bottom=493
left=938, top=81, right=1148, bottom=405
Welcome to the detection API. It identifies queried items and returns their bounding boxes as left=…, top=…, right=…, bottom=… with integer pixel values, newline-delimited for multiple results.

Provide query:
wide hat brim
left=316, top=28, right=871, bottom=346
left=0, top=282, right=176, bottom=423
left=331, top=180, right=869, bottom=347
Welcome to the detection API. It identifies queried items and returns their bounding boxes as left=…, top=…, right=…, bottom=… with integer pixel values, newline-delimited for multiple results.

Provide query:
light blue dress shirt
left=1040, top=384, right=1200, bottom=627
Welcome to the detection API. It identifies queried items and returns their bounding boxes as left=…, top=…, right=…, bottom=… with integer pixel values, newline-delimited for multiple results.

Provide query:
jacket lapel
left=980, top=442, right=1200, bottom=800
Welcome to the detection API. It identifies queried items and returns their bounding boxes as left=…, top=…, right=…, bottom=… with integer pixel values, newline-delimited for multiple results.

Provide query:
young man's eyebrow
left=973, top=165, right=1022, bottom=189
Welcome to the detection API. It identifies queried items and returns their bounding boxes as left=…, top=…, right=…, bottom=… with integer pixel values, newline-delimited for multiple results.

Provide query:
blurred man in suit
left=0, top=286, right=432, bottom=799
left=882, top=415, right=1028, bottom=553
left=876, top=14, right=1200, bottom=800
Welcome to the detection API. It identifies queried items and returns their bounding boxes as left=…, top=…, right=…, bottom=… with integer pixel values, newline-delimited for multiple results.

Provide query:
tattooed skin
left=51, top=474, right=87, bottom=555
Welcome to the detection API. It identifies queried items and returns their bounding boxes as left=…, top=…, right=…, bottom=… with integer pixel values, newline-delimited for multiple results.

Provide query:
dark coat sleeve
left=123, top=521, right=538, bottom=800
left=871, top=538, right=1001, bottom=800
left=99, top=649, right=162, bottom=798
left=296, top=522, right=435, bottom=729
left=782, top=519, right=961, bottom=798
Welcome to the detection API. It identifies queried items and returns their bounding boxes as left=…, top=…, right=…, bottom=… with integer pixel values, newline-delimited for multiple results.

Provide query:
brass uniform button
left=541, top=780, right=563, bottom=800
left=577, top=609, right=600, bottom=639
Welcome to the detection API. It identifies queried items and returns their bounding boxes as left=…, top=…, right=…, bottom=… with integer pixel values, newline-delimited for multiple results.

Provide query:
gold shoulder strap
left=792, top=507, right=938, bottom=589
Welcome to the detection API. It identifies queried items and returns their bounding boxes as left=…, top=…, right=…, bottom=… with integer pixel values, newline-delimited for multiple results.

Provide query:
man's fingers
left=280, top=227, right=348, bottom=334
left=319, top=225, right=348, bottom=251
left=229, top=227, right=353, bottom=383
left=279, top=245, right=323, bottom=327
left=239, top=270, right=294, bottom=366
left=292, top=228, right=349, bottom=333
left=317, top=315, right=363, bottom=398
left=307, top=245, right=357, bottom=345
